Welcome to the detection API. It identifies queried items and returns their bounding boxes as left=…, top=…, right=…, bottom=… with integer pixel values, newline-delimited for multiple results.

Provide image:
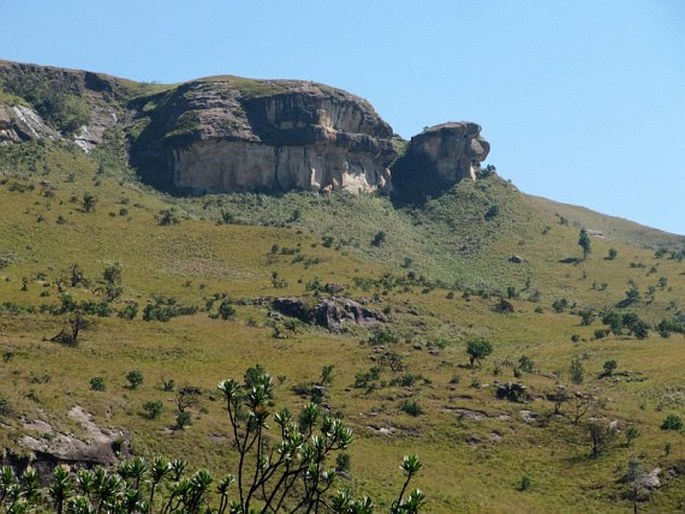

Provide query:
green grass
left=0, top=138, right=684, bottom=512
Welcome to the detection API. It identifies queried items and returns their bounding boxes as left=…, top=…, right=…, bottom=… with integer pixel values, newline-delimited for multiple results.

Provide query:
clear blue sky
left=2, top=1, right=684, bottom=235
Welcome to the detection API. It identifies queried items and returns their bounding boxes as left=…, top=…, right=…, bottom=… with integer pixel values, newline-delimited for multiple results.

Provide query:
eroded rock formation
left=391, top=122, right=491, bottom=204
left=272, top=296, right=387, bottom=332
left=1, top=60, right=492, bottom=199
left=130, top=79, right=397, bottom=194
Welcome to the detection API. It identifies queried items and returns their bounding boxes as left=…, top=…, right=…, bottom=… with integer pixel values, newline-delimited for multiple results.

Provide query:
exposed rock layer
left=1, top=60, right=491, bottom=199
left=130, top=79, right=397, bottom=194
left=391, top=122, right=490, bottom=204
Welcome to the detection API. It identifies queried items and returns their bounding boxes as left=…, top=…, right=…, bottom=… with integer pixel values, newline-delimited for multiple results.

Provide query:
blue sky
left=2, top=1, right=684, bottom=235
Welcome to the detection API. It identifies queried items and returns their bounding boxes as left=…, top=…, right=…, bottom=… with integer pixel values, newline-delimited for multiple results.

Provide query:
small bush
left=400, top=400, right=424, bottom=417
left=0, top=393, right=10, bottom=416
left=569, top=357, right=584, bottom=385
left=517, top=474, right=532, bottom=491
left=518, top=355, right=534, bottom=373
left=126, top=370, right=144, bottom=389
left=143, top=400, right=163, bottom=420
left=118, top=302, right=138, bottom=320
left=661, top=414, right=683, bottom=431
left=89, top=376, right=106, bottom=391
left=371, top=230, right=386, bottom=247
left=602, top=360, right=617, bottom=376
left=156, top=208, right=180, bottom=226
left=176, top=411, right=192, bottom=429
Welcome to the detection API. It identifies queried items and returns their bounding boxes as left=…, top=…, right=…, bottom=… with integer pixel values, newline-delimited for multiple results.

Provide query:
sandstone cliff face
left=391, top=122, right=490, bottom=204
left=130, top=79, right=397, bottom=194
left=1, top=61, right=492, bottom=200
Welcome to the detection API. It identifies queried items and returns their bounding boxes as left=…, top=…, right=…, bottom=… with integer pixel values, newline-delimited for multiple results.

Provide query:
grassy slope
left=0, top=139, right=684, bottom=512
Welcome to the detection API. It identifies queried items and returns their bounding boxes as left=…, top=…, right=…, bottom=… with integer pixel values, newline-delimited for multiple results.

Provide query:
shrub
left=89, top=376, right=106, bottom=391
left=625, top=425, right=639, bottom=446
left=118, top=302, right=138, bottom=320
left=400, top=400, right=424, bottom=417
left=143, top=295, right=197, bottom=322
left=552, top=298, right=569, bottom=313
left=569, top=357, right=584, bottom=385
left=607, top=248, right=617, bottom=260
left=126, top=370, right=144, bottom=389
left=0, top=393, right=9, bottom=416
left=216, top=299, right=236, bottom=320
left=175, top=411, right=192, bottom=429
left=518, top=355, right=534, bottom=373
left=371, top=230, right=386, bottom=247
left=661, top=414, right=683, bottom=431
left=143, top=400, right=163, bottom=420
left=579, top=309, right=595, bottom=326
left=156, top=208, right=180, bottom=226
left=602, top=360, right=617, bottom=376
left=517, top=474, right=532, bottom=491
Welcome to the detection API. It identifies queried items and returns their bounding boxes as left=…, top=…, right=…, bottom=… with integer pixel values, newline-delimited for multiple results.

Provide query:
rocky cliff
left=0, top=60, right=491, bottom=199
left=130, top=78, right=397, bottom=194
left=391, top=122, right=490, bottom=204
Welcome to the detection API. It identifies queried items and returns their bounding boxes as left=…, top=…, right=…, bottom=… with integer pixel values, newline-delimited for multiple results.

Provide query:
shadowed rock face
left=390, top=122, right=490, bottom=205
left=130, top=79, right=398, bottom=195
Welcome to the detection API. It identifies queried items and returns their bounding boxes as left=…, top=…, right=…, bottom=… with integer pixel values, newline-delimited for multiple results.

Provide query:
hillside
left=0, top=61, right=684, bottom=513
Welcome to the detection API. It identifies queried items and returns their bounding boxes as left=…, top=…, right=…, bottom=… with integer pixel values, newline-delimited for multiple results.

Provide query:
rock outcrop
left=272, top=296, right=387, bottom=332
left=391, top=122, right=490, bottom=204
left=0, top=60, right=125, bottom=149
left=0, top=104, right=57, bottom=144
left=1, top=60, right=492, bottom=199
left=130, top=79, right=398, bottom=194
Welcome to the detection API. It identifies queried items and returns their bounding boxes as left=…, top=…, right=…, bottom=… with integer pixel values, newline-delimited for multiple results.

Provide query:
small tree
left=217, top=367, right=424, bottom=512
left=82, top=192, right=97, bottom=213
left=126, top=370, right=144, bottom=389
left=602, top=360, right=618, bottom=377
left=143, top=400, right=163, bottom=419
left=624, top=425, right=640, bottom=447
left=466, top=338, right=493, bottom=367
left=587, top=421, right=614, bottom=456
left=570, top=357, right=584, bottom=384
left=578, top=228, right=592, bottom=260
left=607, top=248, right=617, bottom=260
left=89, top=376, right=106, bottom=391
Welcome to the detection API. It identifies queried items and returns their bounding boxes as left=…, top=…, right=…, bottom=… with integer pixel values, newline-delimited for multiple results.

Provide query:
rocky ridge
left=0, top=60, right=491, bottom=199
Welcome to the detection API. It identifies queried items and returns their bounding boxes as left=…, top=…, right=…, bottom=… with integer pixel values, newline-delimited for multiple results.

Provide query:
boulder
left=496, top=382, right=529, bottom=402
left=17, top=406, right=128, bottom=469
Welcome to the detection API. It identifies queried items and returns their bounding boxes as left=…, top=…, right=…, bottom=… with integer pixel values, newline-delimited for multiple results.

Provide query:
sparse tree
left=578, top=228, right=592, bottom=260
left=625, top=425, right=640, bottom=447
left=466, top=338, right=493, bottom=367
left=82, top=192, right=97, bottom=213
